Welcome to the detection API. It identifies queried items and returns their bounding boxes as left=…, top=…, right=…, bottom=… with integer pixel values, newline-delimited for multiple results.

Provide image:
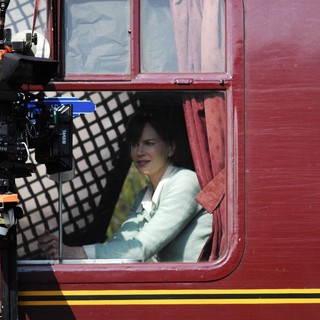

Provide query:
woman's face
left=130, top=123, right=175, bottom=188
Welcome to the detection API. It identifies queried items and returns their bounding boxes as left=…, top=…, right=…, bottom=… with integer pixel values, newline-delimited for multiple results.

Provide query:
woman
left=38, top=108, right=213, bottom=262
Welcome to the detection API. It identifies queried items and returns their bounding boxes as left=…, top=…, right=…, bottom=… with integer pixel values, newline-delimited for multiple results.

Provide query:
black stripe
left=18, top=293, right=320, bottom=302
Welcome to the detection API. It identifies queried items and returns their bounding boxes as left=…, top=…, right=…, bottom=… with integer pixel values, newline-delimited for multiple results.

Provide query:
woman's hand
left=38, top=230, right=87, bottom=259
left=38, top=230, right=59, bottom=258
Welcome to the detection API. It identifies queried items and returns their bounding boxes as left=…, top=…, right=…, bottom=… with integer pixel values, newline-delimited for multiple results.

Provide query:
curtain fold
left=183, top=96, right=226, bottom=261
left=183, top=97, right=213, bottom=188
left=170, top=0, right=225, bottom=72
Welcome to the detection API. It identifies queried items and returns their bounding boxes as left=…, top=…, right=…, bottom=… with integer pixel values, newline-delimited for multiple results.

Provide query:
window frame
left=20, top=0, right=245, bottom=283
left=49, top=0, right=230, bottom=86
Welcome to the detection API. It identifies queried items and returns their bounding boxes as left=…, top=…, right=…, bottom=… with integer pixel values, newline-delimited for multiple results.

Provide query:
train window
left=16, top=90, right=227, bottom=263
left=140, top=0, right=225, bottom=73
left=14, top=85, right=245, bottom=281
left=4, top=0, right=244, bottom=282
left=60, top=0, right=225, bottom=79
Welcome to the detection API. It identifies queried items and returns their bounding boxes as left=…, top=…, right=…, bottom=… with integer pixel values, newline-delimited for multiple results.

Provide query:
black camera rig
left=0, top=0, right=95, bottom=236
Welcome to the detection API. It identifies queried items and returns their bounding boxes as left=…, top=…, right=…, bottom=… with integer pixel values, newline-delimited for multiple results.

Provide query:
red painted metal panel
left=239, top=0, right=320, bottom=288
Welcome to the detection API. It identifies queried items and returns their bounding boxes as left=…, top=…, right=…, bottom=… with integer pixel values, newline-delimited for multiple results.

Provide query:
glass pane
left=140, top=0, right=178, bottom=72
left=140, top=0, right=225, bottom=73
left=16, top=90, right=224, bottom=263
left=64, top=0, right=130, bottom=74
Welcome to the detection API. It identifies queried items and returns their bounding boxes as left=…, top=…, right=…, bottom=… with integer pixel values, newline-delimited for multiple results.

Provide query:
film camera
left=0, top=0, right=95, bottom=235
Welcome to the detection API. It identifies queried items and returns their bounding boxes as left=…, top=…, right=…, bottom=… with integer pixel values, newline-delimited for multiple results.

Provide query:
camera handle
left=57, top=173, right=63, bottom=262
left=48, top=160, right=75, bottom=261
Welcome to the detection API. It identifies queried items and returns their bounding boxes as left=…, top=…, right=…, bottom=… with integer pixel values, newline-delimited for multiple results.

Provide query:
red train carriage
left=0, top=0, right=319, bottom=319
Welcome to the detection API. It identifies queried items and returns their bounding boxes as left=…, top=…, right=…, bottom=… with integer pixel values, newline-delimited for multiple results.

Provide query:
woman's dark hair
left=125, top=108, right=174, bottom=145
left=125, top=106, right=194, bottom=170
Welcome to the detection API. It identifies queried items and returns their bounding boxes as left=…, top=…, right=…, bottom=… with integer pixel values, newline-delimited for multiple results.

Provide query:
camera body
left=0, top=53, right=73, bottom=176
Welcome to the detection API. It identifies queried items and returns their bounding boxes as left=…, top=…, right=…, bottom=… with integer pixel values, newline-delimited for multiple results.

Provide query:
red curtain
left=183, top=96, right=226, bottom=261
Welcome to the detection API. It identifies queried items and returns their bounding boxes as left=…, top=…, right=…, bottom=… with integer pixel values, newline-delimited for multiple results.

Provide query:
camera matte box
left=0, top=53, right=58, bottom=85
